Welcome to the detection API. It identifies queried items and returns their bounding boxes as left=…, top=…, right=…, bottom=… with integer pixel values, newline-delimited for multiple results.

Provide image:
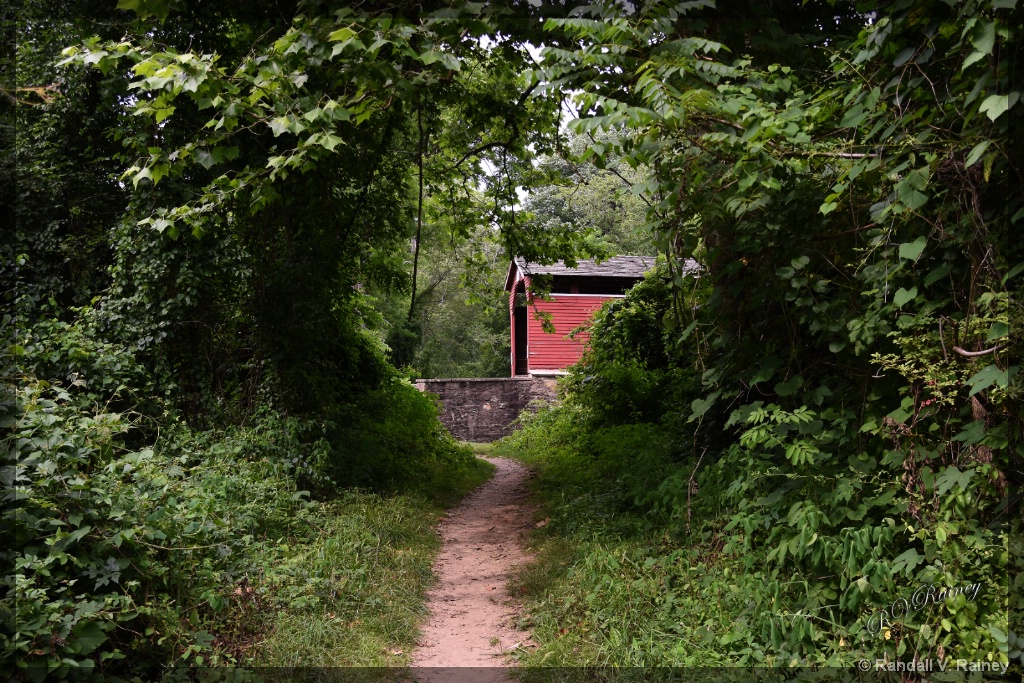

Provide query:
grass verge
left=462, top=441, right=498, bottom=455
left=495, top=431, right=748, bottom=670
left=249, top=457, right=494, bottom=666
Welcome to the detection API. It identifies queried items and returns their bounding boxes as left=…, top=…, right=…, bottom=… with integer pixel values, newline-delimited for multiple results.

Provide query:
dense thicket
left=497, top=0, right=1020, bottom=669
left=3, top=0, right=592, bottom=675
left=5, top=0, right=1020, bottom=675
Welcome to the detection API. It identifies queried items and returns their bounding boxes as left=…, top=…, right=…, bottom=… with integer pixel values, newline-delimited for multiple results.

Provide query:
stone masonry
left=414, top=377, right=558, bottom=442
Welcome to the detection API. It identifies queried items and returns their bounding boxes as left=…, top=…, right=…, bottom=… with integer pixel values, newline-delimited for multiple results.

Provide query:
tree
left=6, top=3, right=596, bottom=673
left=522, top=131, right=656, bottom=257
left=537, top=0, right=1019, bottom=662
left=53, top=2, right=606, bottom=417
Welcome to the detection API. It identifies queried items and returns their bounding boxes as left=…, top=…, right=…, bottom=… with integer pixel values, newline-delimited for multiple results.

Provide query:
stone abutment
left=414, top=377, right=558, bottom=442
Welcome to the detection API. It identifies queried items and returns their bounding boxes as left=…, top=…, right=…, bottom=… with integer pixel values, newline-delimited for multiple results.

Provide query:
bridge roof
left=504, top=256, right=657, bottom=291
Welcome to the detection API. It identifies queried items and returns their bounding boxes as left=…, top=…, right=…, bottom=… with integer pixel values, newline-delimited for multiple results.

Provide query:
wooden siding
left=509, top=290, right=517, bottom=374
left=526, top=296, right=616, bottom=371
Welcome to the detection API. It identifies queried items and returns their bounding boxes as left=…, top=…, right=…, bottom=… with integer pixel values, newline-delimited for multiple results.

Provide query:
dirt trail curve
left=411, top=456, right=535, bottom=680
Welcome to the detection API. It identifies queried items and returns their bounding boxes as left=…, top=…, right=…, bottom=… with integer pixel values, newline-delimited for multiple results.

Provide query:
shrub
left=3, top=310, right=480, bottom=677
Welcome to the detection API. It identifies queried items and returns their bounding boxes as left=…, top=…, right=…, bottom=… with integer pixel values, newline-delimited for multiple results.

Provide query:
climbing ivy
left=511, top=0, right=1019, bottom=667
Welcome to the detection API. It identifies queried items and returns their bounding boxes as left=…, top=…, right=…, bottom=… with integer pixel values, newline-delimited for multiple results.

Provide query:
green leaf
left=893, top=286, right=917, bottom=308
left=149, top=164, right=168, bottom=186
left=970, top=20, right=997, bottom=56
left=978, top=92, right=1019, bottom=121
left=886, top=397, right=914, bottom=424
left=132, top=167, right=153, bottom=188
left=952, top=421, right=986, bottom=446
left=840, top=107, right=867, bottom=128
left=420, top=50, right=461, bottom=71
left=891, top=548, right=923, bottom=575
left=318, top=134, right=344, bottom=151
left=934, top=466, right=974, bottom=495
left=966, top=364, right=1006, bottom=396
left=71, top=620, right=107, bottom=655
left=898, top=188, right=928, bottom=211
left=806, top=385, right=831, bottom=405
left=987, top=321, right=1008, bottom=340
left=269, top=117, right=292, bottom=137
left=924, top=263, right=950, bottom=287
left=898, top=236, right=927, bottom=261
left=1001, top=261, right=1024, bottom=285
left=153, top=106, right=175, bottom=123
left=751, top=357, right=782, bottom=384
left=892, top=46, right=915, bottom=67
left=819, top=201, right=838, bottom=215
left=194, top=149, right=215, bottom=169
left=328, top=27, right=356, bottom=42
left=965, top=140, right=991, bottom=168
left=774, top=375, right=803, bottom=397
left=989, top=625, right=1008, bottom=643
left=689, top=390, right=721, bottom=422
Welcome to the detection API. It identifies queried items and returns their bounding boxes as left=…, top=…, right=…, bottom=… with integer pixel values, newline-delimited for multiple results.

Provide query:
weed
left=463, top=441, right=497, bottom=456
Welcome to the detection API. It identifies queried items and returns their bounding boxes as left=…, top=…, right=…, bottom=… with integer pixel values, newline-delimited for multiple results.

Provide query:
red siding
left=526, top=296, right=616, bottom=371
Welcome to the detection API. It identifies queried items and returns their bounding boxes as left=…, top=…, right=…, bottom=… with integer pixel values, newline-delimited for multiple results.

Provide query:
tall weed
left=3, top=315, right=488, bottom=677
left=496, top=267, right=1013, bottom=669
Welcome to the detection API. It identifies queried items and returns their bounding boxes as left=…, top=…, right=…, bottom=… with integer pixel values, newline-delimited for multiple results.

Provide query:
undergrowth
left=3, top=313, right=493, bottom=679
left=463, top=441, right=498, bottom=456
left=251, top=458, right=493, bottom=667
left=499, top=408, right=753, bottom=669
left=493, top=266, right=1016, bottom=673
left=499, top=404, right=1016, bottom=674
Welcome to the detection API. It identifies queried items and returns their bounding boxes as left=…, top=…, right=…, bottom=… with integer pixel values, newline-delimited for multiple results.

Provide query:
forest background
left=3, top=0, right=1020, bottom=677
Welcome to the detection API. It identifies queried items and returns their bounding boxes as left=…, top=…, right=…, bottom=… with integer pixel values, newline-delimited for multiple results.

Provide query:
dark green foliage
left=499, top=271, right=1012, bottom=666
left=564, top=268, right=698, bottom=427
left=502, top=0, right=1017, bottom=668
left=5, top=1, right=553, bottom=676
left=2, top=318, right=481, bottom=675
left=7, top=0, right=1020, bottom=675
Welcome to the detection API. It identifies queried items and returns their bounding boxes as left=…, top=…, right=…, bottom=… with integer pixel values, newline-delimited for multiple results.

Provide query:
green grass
left=494, top=424, right=750, bottom=670
left=509, top=525, right=749, bottom=669
left=249, top=457, right=494, bottom=666
left=462, top=440, right=498, bottom=455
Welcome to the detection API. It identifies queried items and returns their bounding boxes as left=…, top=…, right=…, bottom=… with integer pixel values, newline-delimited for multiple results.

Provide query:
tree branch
left=439, top=140, right=514, bottom=174
left=437, top=81, right=540, bottom=174
left=953, top=344, right=1006, bottom=358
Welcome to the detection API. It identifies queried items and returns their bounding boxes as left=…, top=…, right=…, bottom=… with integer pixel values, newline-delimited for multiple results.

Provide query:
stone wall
left=414, top=377, right=558, bottom=442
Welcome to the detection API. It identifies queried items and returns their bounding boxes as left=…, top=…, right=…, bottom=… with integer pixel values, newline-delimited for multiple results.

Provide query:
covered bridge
left=504, top=256, right=653, bottom=376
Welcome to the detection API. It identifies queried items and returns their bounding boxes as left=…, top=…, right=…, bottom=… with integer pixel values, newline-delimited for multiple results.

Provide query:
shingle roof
left=515, top=256, right=654, bottom=278
left=504, top=255, right=700, bottom=291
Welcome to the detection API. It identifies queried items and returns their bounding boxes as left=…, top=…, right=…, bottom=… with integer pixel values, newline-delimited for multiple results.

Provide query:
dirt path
left=412, top=456, right=535, bottom=678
